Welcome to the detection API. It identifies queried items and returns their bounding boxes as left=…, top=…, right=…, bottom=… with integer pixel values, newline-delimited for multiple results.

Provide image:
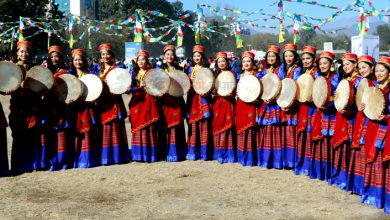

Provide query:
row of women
left=1, top=40, right=390, bottom=214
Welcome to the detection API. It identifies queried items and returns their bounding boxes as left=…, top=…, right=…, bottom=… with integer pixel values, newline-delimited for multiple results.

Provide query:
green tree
left=375, top=24, right=390, bottom=51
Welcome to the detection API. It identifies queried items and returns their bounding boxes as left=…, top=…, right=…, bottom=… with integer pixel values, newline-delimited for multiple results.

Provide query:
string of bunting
left=0, top=0, right=387, bottom=49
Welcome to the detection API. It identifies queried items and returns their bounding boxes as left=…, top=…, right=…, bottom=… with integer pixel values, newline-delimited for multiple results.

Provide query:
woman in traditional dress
left=310, top=51, right=339, bottom=180
left=97, top=43, right=129, bottom=165
left=159, top=45, right=187, bottom=162
left=378, top=57, right=390, bottom=214
left=280, top=44, right=301, bottom=169
left=347, top=55, right=375, bottom=195
left=71, top=49, right=99, bottom=168
left=236, top=51, right=260, bottom=166
left=0, top=95, right=7, bottom=176
left=360, top=56, right=389, bottom=209
left=43, top=45, right=74, bottom=171
left=185, top=45, right=213, bottom=160
left=258, top=45, right=284, bottom=169
left=10, top=41, right=45, bottom=175
left=295, top=46, right=319, bottom=175
left=212, top=52, right=237, bottom=164
left=129, top=50, right=160, bottom=162
left=330, top=53, right=360, bottom=189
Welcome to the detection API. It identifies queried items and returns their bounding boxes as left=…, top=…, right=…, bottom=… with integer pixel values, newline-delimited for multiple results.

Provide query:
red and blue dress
left=186, top=65, right=213, bottom=160
left=236, top=70, right=260, bottom=166
left=43, top=68, right=75, bottom=171
left=97, top=65, right=129, bottom=165
left=160, top=67, right=187, bottom=162
left=348, top=79, right=374, bottom=195
left=330, top=73, right=361, bottom=189
left=310, top=73, right=339, bottom=180
left=361, top=80, right=388, bottom=209
left=257, top=65, right=283, bottom=169
left=295, top=67, right=319, bottom=175
left=72, top=71, right=98, bottom=168
left=10, top=63, right=46, bottom=175
left=212, top=70, right=237, bottom=164
left=0, top=97, right=8, bottom=176
left=129, top=69, right=160, bottom=162
left=280, top=64, right=301, bottom=169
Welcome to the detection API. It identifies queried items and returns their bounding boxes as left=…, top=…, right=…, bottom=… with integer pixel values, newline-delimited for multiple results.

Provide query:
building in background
left=48, top=0, right=99, bottom=19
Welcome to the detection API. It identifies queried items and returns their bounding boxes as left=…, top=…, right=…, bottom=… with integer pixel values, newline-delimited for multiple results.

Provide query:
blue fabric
left=346, top=172, right=365, bottom=196
left=362, top=185, right=385, bottom=209
left=384, top=193, right=390, bottom=214
left=102, top=145, right=130, bottom=165
left=213, top=148, right=237, bottom=164
left=310, top=159, right=332, bottom=181
left=283, top=147, right=297, bottom=169
left=295, top=156, right=311, bottom=176
left=237, top=149, right=256, bottom=166
left=49, top=151, right=72, bottom=171
left=131, top=145, right=158, bottom=163
left=166, top=139, right=187, bottom=162
left=257, top=148, right=283, bottom=169
left=329, top=168, right=348, bottom=190
left=74, top=150, right=98, bottom=169
left=186, top=144, right=209, bottom=161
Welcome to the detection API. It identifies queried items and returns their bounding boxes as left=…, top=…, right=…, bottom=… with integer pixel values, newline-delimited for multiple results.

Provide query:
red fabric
left=188, top=92, right=204, bottom=125
left=53, top=68, right=67, bottom=79
left=297, top=104, right=309, bottom=133
left=312, top=111, right=323, bottom=141
left=365, top=120, right=380, bottom=163
left=236, top=99, right=257, bottom=134
left=383, top=117, right=390, bottom=162
left=76, top=105, right=91, bottom=133
left=162, top=95, right=184, bottom=128
left=99, top=65, right=121, bottom=124
left=332, top=112, right=350, bottom=148
left=214, top=128, right=234, bottom=150
left=129, top=90, right=159, bottom=132
left=212, top=96, right=234, bottom=135
left=351, top=111, right=366, bottom=148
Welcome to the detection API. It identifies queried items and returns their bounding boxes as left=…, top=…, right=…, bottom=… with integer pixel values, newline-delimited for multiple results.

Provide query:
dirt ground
left=0, top=95, right=388, bottom=219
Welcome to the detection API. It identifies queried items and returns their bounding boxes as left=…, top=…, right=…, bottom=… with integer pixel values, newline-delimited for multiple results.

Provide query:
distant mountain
left=322, top=16, right=389, bottom=35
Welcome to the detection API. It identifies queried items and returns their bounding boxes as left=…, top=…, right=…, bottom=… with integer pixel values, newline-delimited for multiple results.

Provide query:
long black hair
left=282, top=50, right=302, bottom=76
left=301, top=52, right=316, bottom=73
left=191, top=51, right=209, bottom=68
left=47, top=51, right=65, bottom=73
left=318, top=57, right=334, bottom=76
left=338, top=59, right=357, bottom=79
left=214, top=57, right=231, bottom=76
left=71, top=54, right=89, bottom=76
left=133, top=55, right=152, bottom=74
left=99, top=49, right=116, bottom=75
left=358, top=60, right=375, bottom=80
left=162, top=49, right=181, bottom=71
left=265, top=51, right=281, bottom=68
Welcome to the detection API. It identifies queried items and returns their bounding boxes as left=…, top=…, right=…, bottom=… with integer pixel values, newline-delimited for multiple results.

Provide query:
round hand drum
left=0, top=61, right=23, bottom=93
left=237, top=74, right=262, bottom=103
left=105, top=68, right=132, bottom=95
left=144, top=69, right=171, bottom=97
left=167, top=70, right=190, bottom=97
left=25, top=65, right=54, bottom=94
left=277, top=78, right=298, bottom=109
left=80, top=74, right=103, bottom=102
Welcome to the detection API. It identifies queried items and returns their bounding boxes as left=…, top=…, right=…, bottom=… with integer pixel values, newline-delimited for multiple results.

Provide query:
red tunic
left=236, top=71, right=259, bottom=134
left=129, top=69, right=159, bottom=132
left=99, top=65, right=128, bottom=124
left=332, top=74, right=360, bottom=148
left=297, top=67, right=317, bottom=133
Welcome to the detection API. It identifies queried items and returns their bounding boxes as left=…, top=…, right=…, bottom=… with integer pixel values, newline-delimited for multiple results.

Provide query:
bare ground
left=0, top=95, right=388, bottom=220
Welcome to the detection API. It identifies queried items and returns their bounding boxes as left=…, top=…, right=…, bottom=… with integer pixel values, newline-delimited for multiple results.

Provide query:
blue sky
left=170, top=0, right=389, bottom=32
